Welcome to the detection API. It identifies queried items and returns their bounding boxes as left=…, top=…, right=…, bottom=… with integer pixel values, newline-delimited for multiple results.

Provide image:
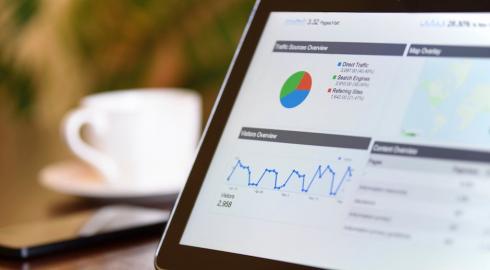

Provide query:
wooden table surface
left=0, top=235, right=159, bottom=270
left=0, top=188, right=168, bottom=270
left=0, top=108, right=177, bottom=269
left=0, top=155, right=169, bottom=270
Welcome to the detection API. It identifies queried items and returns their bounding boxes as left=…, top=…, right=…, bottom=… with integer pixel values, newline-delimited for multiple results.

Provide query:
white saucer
left=39, top=160, right=180, bottom=201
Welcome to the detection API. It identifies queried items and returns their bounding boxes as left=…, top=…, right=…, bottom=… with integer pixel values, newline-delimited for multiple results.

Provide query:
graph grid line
left=226, top=159, right=353, bottom=196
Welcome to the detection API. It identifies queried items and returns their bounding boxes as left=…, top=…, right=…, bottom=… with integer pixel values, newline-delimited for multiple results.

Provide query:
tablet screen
left=180, top=12, right=490, bottom=270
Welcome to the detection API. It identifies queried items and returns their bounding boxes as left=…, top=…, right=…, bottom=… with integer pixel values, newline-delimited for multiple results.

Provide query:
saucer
left=39, top=160, right=180, bottom=201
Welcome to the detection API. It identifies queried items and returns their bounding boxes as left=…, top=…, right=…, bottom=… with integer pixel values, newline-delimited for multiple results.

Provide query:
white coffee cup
left=62, top=88, right=201, bottom=190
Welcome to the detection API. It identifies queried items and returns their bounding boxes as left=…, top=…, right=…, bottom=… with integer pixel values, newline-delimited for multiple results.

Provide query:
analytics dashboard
left=180, top=12, right=490, bottom=270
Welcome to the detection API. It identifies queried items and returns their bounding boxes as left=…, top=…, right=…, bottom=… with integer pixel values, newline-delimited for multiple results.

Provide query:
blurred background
left=0, top=0, right=253, bottom=225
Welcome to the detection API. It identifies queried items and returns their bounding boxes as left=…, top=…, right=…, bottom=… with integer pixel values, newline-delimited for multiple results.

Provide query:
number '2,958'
left=216, top=200, right=233, bottom=208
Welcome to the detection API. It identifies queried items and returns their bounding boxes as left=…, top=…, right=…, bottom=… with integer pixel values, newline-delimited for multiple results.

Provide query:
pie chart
left=280, top=71, right=312, bottom=108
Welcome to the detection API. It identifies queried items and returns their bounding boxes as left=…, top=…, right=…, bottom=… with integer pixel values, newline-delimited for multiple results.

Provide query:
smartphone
left=0, top=205, right=169, bottom=259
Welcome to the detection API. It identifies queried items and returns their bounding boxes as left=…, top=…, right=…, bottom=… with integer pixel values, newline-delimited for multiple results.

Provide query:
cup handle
left=62, top=108, right=119, bottom=183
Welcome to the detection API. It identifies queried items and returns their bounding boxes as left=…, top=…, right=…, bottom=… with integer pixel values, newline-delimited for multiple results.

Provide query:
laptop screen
left=180, top=12, right=490, bottom=270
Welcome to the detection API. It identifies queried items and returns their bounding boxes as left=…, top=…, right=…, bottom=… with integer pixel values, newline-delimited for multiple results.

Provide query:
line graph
left=226, top=159, right=353, bottom=196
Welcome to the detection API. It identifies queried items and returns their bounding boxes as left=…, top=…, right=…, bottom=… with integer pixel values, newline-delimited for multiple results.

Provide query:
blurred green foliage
left=0, top=61, right=35, bottom=116
left=1, top=0, right=253, bottom=117
left=7, top=0, right=39, bottom=29
left=0, top=0, right=38, bottom=116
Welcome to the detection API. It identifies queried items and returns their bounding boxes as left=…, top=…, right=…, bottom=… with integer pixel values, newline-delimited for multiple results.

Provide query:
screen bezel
left=155, top=0, right=490, bottom=269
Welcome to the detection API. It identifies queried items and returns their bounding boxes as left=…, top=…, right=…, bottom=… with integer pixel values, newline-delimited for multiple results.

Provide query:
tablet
left=155, top=1, right=490, bottom=269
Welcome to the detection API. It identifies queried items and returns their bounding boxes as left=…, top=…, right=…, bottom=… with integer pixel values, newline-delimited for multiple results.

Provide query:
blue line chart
left=226, top=159, right=353, bottom=196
